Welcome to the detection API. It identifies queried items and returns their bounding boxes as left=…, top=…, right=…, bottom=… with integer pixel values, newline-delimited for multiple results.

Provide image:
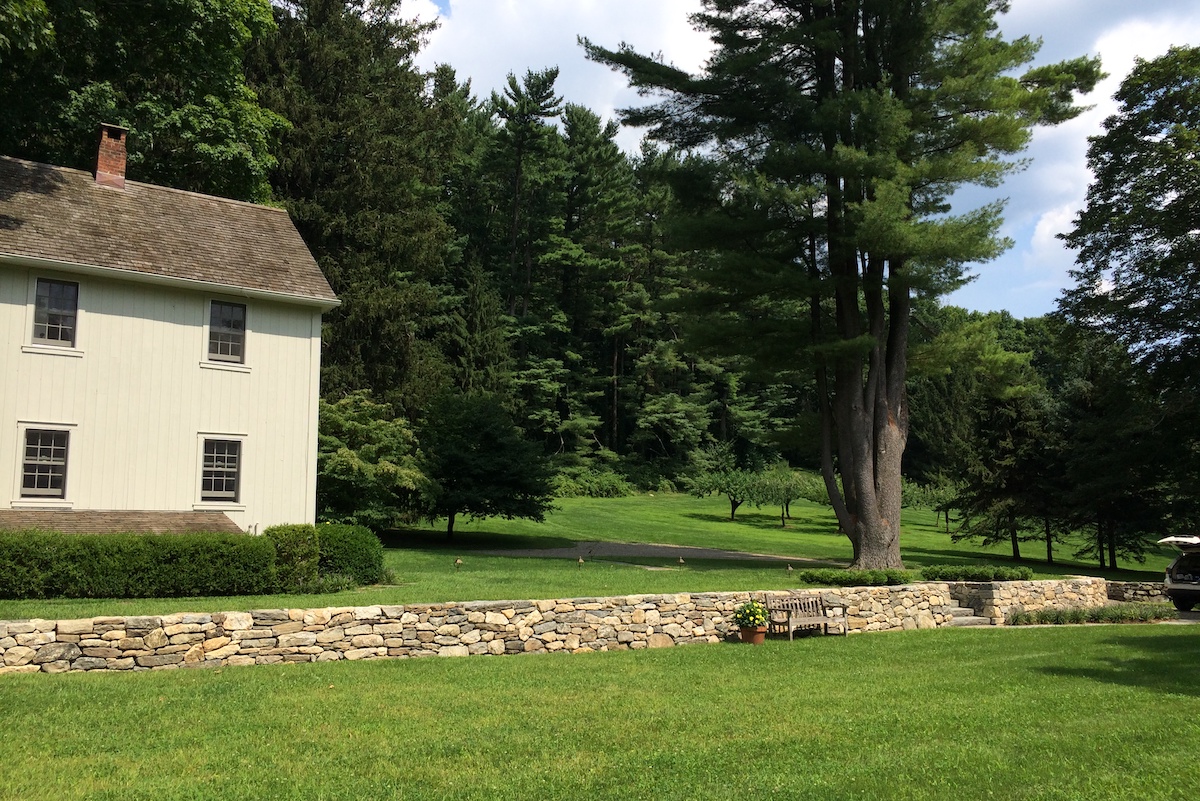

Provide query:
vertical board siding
left=0, top=267, right=321, bottom=528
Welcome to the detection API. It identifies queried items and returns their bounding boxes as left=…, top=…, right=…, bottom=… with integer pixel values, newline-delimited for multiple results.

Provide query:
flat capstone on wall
left=0, top=578, right=1111, bottom=676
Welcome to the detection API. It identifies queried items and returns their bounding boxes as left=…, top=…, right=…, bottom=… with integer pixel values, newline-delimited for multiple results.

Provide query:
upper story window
left=208, top=300, right=246, bottom=363
left=33, top=278, right=79, bottom=347
left=22, top=429, right=69, bottom=498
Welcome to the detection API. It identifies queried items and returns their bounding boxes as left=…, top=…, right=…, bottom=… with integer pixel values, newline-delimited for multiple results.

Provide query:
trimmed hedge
left=0, top=530, right=276, bottom=599
left=921, top=565, right=1035, bottom=582
left=265, top=524, right=320, bottom=592
left=318, top=523, right=385, bottom=585
left=794, top=568, right=917, bottom=587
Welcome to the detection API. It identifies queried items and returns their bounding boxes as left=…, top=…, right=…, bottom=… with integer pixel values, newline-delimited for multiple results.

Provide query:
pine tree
left=585, top=0, right=1100, bottom=567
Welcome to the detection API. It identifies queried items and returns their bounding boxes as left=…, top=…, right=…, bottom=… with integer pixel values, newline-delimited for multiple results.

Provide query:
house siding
left=0, top=265, right=321, bottom=530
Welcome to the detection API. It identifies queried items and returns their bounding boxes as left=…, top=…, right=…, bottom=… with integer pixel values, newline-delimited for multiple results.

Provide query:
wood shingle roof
left=0, top=156, right=336, bottom=306
left=0, top=510, right=243, bottom=534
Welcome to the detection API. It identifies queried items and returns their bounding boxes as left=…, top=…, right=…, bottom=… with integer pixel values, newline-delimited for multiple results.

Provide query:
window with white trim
left=201, top=439, right=241, bottom=501
left=33, top=278, right=79, bottom=347
left=207, top=301, right=246, bottom=363
left=22, top=429, right=69, bottom=498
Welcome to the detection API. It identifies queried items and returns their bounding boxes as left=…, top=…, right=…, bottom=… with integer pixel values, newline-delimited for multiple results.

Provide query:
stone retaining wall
left=0, top=579, right=1107, bottom=675
left=949, top=577, right=1109, bottom=623
left=1106, top=581, right=1167, bottom=603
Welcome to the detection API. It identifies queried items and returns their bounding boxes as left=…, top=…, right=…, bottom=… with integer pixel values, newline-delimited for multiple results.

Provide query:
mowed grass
left=1, top=626, right=1197, bottom=800
left=0, top=493, right=1174, bottom=620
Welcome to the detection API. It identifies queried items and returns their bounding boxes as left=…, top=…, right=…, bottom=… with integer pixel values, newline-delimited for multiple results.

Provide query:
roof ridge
left=0, top=154, right=290, bottom=215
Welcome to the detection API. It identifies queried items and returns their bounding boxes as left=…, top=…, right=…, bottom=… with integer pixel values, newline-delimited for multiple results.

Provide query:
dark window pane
left=33, top=279, right=78, bottom=347
left=208, top=301, right=246, bottom=363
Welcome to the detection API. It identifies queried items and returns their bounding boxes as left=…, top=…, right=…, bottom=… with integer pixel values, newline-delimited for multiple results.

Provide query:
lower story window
left=201, top=439, right=240, bottom=501
left=22, top=429, right=69, bottom=498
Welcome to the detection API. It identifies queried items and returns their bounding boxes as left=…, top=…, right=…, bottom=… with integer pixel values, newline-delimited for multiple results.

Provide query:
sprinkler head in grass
left=787, top=564, right=793, bottom=573
left=454, top=557, right=463, bottom=572
left=678, top=556, right=685, bottom=566
left=578, top=556, right=584, bottom=568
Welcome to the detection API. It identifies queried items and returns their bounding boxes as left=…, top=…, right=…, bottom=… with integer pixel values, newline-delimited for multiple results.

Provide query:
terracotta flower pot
left=739, top=625, right=767, bottom=645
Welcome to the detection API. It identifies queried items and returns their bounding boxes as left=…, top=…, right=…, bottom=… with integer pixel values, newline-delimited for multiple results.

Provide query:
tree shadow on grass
left=1036, top=631, right=1200, bottom=698
left=592, top=556, right=798, bottom=571
left=680, top=511, right=841, bottom=537
left=379, top=528, right=576, bottom=552
left=899, top=546, right=1164, bottom=580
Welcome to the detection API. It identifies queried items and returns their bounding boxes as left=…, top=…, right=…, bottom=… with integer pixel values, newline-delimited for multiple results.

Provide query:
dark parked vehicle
left=1159, top=536, right=1200, bottom=612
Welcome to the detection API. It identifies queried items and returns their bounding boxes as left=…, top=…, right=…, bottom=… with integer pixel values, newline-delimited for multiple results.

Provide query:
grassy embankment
left=0, top=493, right=1173, bottom=620
left=1, top=625, right=1197, bottom=800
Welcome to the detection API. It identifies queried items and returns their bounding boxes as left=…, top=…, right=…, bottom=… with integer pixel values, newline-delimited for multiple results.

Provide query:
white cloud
left=414, top=0, right=709, bottom=149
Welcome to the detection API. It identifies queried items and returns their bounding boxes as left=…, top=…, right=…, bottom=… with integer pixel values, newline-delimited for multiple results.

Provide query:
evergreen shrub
left=318, top=523, right=385, bottom=585
left=265, top=524, right=320, bottom=592
left=921, top=565, right=1035, bottom=582
left=551, top=466, right=634, bottom=498
left=793, top=568, right=916, bottom=587
left=0, top=530, right=276, bottom=599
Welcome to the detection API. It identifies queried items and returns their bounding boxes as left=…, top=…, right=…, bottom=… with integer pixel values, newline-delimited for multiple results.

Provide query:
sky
left=407, top=0, right=1200, bottom=318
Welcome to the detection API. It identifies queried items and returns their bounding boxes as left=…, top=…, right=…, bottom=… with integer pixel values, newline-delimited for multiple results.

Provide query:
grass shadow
left=379, top=528, right=577, bottom=552
left=679, top=511, right=840, bottom=537
left=880, top=546, right=1163, bottom=581
left=592, top=556, right=795, bottom=571
left=1037, top=630, right=1200, bottom=697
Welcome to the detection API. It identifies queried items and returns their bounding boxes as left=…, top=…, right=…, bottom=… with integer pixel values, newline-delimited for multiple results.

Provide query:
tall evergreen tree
left=585, top=0, right=1100, bottom=567
left=1060, top=46, right=1200, bottom=536
left=246, top=0, right=458, bottom=415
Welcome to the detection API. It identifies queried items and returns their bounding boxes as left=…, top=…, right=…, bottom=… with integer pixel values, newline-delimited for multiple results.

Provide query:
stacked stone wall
left=1105, top=581, right=1167, bottom=603
left=0, top=579, right=1106, bottom=675
left=949, top=577, right=1109, bottom=623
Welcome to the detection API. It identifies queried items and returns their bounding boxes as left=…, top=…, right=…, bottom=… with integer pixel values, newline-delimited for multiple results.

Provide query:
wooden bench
left=766, top=595, right=847, bottom=640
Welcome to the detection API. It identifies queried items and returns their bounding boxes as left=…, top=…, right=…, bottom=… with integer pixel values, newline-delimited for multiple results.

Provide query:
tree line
left=2, top=1, right=1195, bottom=564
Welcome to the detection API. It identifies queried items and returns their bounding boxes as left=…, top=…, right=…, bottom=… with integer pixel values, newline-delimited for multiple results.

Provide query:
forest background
left=1, top=0, right=1196, bottom=570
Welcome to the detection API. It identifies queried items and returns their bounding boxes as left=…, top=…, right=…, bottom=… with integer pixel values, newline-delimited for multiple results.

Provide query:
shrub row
left=790, top=565, right=1038, bottom=588
left=920, top=565, right=1035, bottom=582
left=794, top=568, right=917, bottom=587
left=1008, top=603, right=1178, bottom=625
left=0, top=531, right=277, bottom=600
left=551, top=466, right=634, bottom=498
left=0, top=523, right=386, bottom=600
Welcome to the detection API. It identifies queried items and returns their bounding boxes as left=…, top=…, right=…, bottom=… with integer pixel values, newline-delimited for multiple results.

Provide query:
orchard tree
left=585, top=0, right=1100, bottom=568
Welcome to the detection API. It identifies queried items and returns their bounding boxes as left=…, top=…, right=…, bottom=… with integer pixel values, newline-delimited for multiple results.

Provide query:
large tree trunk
left=1107, top=522, right=1118, bottom=571
left=1044, top=517, right=1054, bottom=564
left=446, top=511, right=456, bottom=539
left=822, top=252, right=908, bottom=570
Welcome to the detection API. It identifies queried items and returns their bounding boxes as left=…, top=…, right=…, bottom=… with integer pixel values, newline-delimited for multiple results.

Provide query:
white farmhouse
left=0, top=124, right=338, bottom=534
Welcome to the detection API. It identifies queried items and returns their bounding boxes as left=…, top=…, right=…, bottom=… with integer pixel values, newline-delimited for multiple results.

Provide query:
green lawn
left=0, top=493, right=1173, bottom=621
left=1, top=625, right=1197, bottom=800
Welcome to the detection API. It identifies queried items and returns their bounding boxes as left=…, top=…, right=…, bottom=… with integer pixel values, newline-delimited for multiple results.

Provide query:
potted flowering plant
left=732, top=599, right=769, bottom=644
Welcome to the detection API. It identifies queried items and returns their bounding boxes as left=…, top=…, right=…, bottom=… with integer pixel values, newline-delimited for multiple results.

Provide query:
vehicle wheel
left=1172, top=599, right=1195, bottom=612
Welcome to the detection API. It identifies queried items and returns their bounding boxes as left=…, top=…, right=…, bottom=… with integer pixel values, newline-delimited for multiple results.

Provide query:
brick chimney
left=94, top=123, right=129, bottom=189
